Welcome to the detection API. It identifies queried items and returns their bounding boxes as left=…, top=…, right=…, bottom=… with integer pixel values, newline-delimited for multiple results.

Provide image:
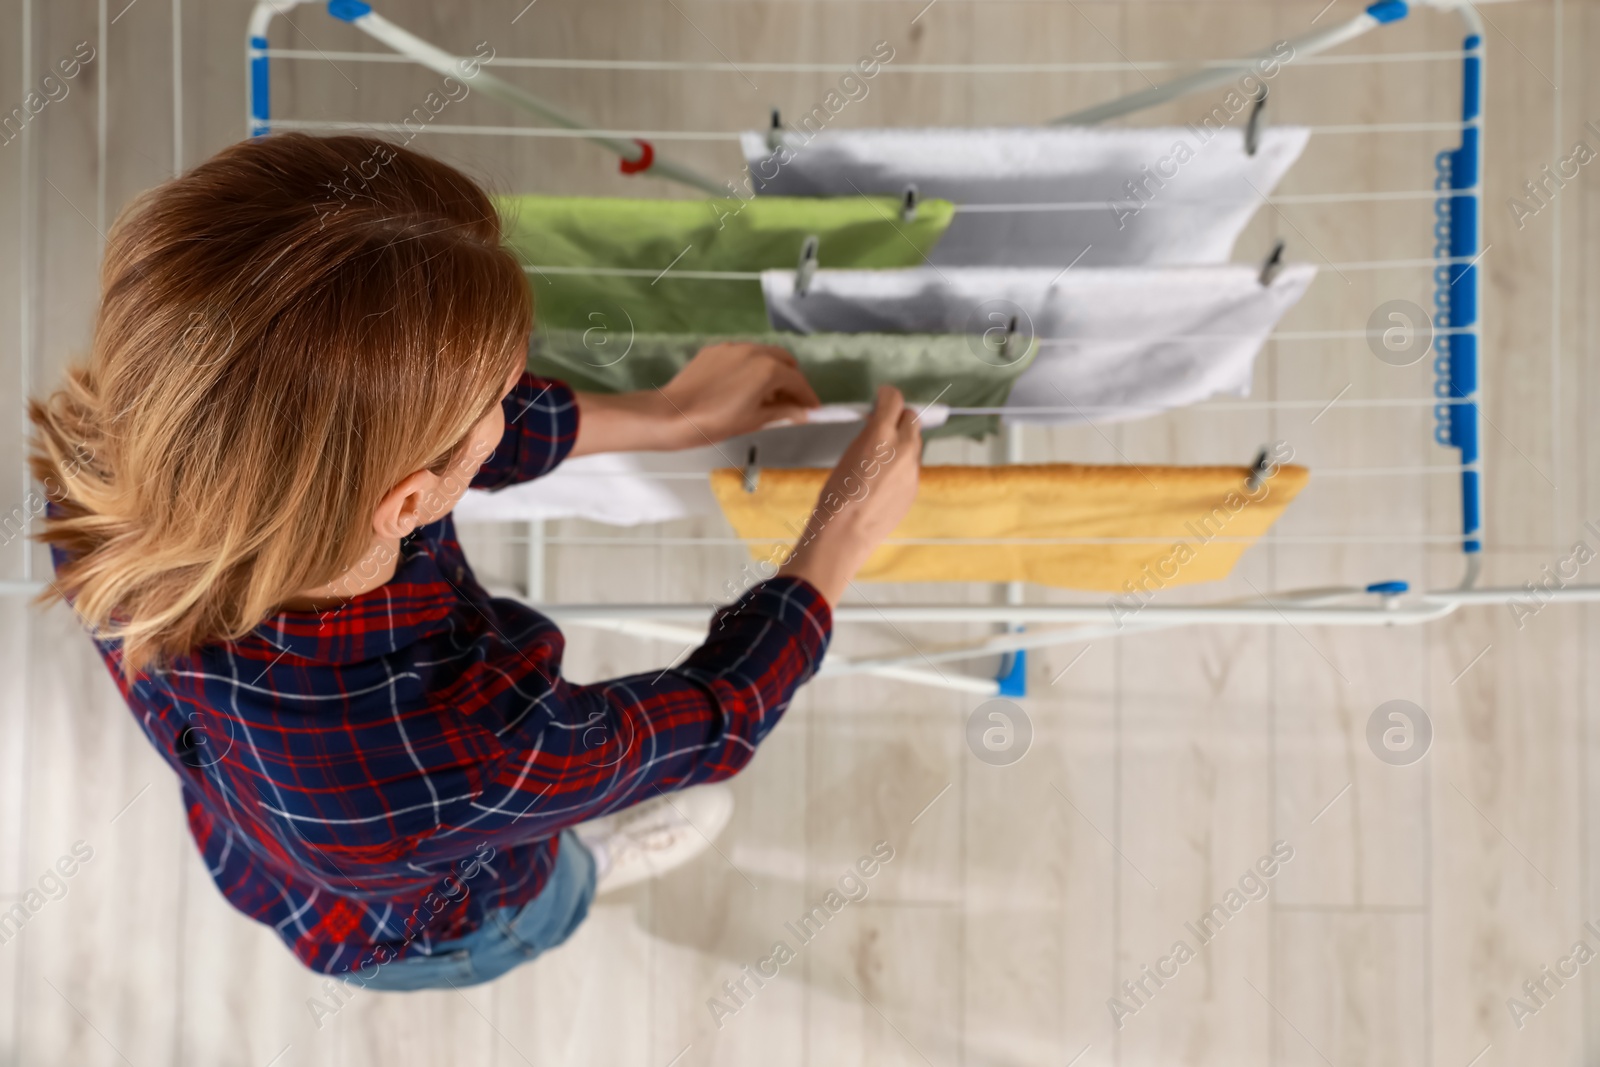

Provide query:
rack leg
left=996, top=422, right=1028, bottom=696
left=525, top=519, right=545, bottom=602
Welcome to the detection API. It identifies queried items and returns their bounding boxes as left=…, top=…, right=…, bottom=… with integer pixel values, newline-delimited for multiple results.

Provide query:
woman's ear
left=372, top=469, right=438, bottom=540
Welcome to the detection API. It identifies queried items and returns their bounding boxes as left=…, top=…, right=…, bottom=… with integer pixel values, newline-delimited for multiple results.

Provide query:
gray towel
left=759, top=263, right=1316, bottom=425
left=741, top=125, right=1310, bottom=268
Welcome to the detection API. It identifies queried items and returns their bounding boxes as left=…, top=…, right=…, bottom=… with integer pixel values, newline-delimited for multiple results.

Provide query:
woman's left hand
left=570, top=342, right=822, bottom=457
left=655, top=342, right=822, bottom=446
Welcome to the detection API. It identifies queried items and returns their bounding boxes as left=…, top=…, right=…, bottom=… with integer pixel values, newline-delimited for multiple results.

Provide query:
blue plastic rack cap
left=328, top=0, right=372, bottom=21
left=997, top=650, right=1028, bottom=698
left=1366, top=581, right=1410, bottom=596
left=1365, top=0, right=1408, bottom=22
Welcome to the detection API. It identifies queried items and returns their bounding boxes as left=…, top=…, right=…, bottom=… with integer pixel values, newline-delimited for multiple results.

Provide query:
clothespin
left=795, top=235, right=820, bottom=297
left=1258, top=238, right=1286, bottom=287
left=766, top=107, right=783, bottom=151
left=995, top=315, right=1019, bottom=363
left=742, top=444, right=760, bottom=494
left=1245, top=85, right=1268, bottom=157
left=900, top=183, right=919, bottom=222
left=1245, top=446, right=1274, bottom=493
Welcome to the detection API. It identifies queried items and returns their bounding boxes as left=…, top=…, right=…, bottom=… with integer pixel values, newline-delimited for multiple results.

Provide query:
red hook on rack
left=619, top=139, right=655, bottom=175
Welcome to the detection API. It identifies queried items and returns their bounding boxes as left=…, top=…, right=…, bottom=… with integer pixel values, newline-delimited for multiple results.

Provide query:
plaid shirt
left=66, top=375, right=832, bottom=975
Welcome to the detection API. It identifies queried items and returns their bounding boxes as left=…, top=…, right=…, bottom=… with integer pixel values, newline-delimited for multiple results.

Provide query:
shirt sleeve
left=470, top=374, right=580, bottom=490
left=480, top=577, right=832, bottom=823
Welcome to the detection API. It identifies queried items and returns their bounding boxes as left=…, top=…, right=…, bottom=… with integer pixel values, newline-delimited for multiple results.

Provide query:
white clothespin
left=1245, top=446, right=1275, bottom=492
left=1258, top=239, right=1286, bottom=287
left=1245, top=86, right=1268, bottom=157
left=795, top=235, right=820, bottom=297
left=900, top=183, right=919, bottom=222
left=742, top=444, right=760, bottom=493
left=996, top=315, right=1020, bottom=363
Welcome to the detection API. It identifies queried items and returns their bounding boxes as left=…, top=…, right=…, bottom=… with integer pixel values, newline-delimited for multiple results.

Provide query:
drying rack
left=234, top=0, right=1600, bottom=697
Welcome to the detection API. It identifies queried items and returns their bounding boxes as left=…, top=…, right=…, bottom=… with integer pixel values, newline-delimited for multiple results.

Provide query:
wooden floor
left=2, top=0, right=1598, bottom=1064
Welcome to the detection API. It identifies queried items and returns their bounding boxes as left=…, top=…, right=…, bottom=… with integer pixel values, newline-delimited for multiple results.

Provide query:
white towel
left=454, top=406, right=950, bottom=526
left=760, top=263, right=1316, bottom=424
left=453, top=450, right=718, bottom=525
left=741, top=126, right=1310, bottom=267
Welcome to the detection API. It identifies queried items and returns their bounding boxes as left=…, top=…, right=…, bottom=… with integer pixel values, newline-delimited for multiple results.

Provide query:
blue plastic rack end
left=997, top=650, right=1028, bottom=698
left=328, top=0, right=373, bottom=21
left=248, top=35, right=270, bottom=137
left=1366, top=581, right=1410, bottom=596
left=1365, top=1, right=1408, bottom=22
left=1451, top=33, right=1484, bottom=554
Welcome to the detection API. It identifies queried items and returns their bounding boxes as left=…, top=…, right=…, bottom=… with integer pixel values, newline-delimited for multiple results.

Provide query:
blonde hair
left=29, top=133, right=531, bottom=676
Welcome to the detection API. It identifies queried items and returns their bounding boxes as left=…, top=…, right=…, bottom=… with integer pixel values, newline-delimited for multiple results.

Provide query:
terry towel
left=761, top=263, right=1316, bottom=424
left=740, top=126, right=1310, bottom=267
left=495, top=194, right=955, bottom=334
left=527, top=328, right=1038, bottom=440
left=709, top=462, right=1310, bottom=591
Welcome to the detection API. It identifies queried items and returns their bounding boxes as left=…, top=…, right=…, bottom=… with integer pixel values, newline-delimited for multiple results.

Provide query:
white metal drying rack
left=229, top=0, right=1600, bottom=697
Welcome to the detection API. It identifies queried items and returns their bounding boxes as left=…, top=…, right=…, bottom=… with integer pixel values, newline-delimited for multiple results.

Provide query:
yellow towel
left=710, top=463, right=1309, bottom=592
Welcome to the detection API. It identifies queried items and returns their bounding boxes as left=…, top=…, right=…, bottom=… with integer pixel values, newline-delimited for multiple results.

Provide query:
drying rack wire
left=227, top=0, right=1600, bottom=696
left=269, top=118, right=1473, bottom=140
left=258, top=48, right=1470, bottom=73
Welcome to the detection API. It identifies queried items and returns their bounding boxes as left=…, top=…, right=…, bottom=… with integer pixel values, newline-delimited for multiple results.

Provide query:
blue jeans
left=347, top=830, right=596, bottom=992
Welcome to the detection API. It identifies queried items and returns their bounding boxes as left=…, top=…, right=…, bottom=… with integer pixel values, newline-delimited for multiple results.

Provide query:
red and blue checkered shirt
left=66, top=374, right=832, bottom=975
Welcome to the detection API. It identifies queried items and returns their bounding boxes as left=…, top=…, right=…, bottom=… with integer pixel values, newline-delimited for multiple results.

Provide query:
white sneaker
left=577, top=784, right=735, bottom=895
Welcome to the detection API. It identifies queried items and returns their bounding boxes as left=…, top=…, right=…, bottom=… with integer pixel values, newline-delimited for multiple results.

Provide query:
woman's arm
left=474, top=392, right=919, bottom=826
left=570, top=341, right=822, bottom=457
left=777, top=385, right=922, bottom=604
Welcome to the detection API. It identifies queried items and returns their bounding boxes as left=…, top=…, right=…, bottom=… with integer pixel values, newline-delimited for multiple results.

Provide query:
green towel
left=528, top=329, right=1038, bottom=440
left=495, top=195, right=956, bottom=334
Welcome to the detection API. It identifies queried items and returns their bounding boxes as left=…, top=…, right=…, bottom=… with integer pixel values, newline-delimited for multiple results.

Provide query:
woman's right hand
left=778, top=385, right=922, bottom=605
